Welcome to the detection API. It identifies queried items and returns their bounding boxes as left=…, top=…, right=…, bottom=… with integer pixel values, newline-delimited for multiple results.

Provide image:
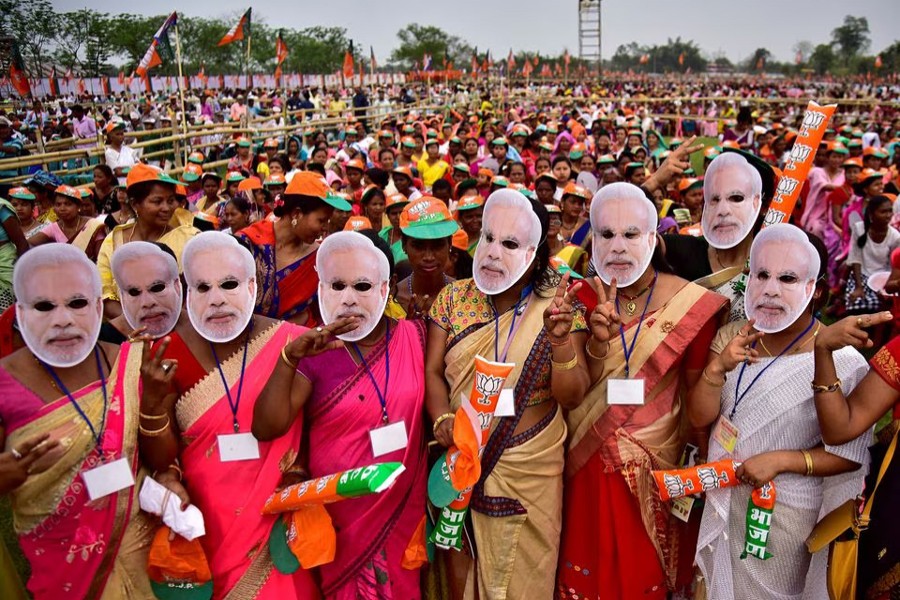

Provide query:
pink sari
left=3, top=343, right=154, bottom=599
left=174, top=322, right=319, bottom=600
left=296, top=319, right=427, bottom=600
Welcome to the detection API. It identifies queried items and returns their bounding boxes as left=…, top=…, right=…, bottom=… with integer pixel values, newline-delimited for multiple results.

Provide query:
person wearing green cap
left=395, top=196, right=459, bottom=317
left=236, top=172, right=351, bottom=325
left=8, top=186, right=46, bottom=239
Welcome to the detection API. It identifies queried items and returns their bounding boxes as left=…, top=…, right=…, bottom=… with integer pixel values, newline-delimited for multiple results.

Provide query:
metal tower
left=578, top=0, right=602, bottom=76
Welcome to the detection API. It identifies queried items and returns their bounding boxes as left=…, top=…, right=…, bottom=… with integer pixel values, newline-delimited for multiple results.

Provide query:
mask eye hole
left=220, top=279, right=240, bottom=291
left=148, top=282, right=167, bottom=294
left=33, top=301, right=55, bottom=312
left=196, top=283, right=211, bottom=293
left=352, top=282, right=373, bottom=292
left=126, top=288, right=142, bottom=297
left=67, top=298, right=89, bottom=310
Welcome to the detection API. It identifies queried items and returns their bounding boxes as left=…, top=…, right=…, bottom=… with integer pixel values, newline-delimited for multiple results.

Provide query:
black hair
left=306, top=162, right=326, bottom=177
left=451, top=247, right=474, bottom=279
left=528, top=198, right=553, bottom=290
left=366, top=167, right=390, bottom=188
left=226, top=194, right=253, bottom=215
left=273, top=194, right=329, bottom=218
left=356, top=229, right=395, bottom=277
left=856, top=195, right=892, bottom=249
left=431, top=179, right=452, bottom=195
left=268, top=154, right=291, bottom=174
left=93, top=164, right=115, bottom=182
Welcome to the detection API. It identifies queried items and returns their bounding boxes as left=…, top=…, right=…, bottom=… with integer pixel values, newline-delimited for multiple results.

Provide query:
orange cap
left=678, top=177, right=703, bottom=193
left=400, top=196, right=459, bottom=239
left=562, top=182, right=591, bottom=201
left=54, top=184, right=82, bottom=202
left=285, top=171, right=329, bottom=199
left=392, top=165, right=414, bottom=180
left=343, top=216, right=373, bottom=231
left=264, top=173, right=286, bottom=186
left=385, top=193, right=411, bottom=210
left=858, top=168, right=883, bottom=185
left=126, top=163, right=180, bottom=190
left=721, top=140, right=741, bottom=150
left=238, top=176, right=263, bottom=192
left=345, top=158, right=366, bottom=172
left=451, top=228, right=469, bottom=251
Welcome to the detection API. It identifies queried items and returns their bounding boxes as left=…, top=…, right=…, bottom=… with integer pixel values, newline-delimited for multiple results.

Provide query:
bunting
left=218, top=8, right=251, bottom=47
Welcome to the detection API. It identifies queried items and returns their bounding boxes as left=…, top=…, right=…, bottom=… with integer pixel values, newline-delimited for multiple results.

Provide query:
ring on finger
left=161, top=361, right=173, bottom=374
left=316, top=326, right=324, bottom=333
left=11, top=448, right=23, bottom=460
left=857, top=317, right=863, bottom=327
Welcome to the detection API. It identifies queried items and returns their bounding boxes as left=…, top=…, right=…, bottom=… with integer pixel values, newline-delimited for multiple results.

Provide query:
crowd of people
left=0, top=74, right=899, bottom=600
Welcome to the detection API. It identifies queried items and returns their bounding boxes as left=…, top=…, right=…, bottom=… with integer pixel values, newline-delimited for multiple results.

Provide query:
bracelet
left=285, top=465, right=309, bottom=478
left=551, top=354, right=579, bottom=371
left=801, top=449, right=814, bottom=476
left=548, top=336, right=571, bottom=347
left=139, top=411, right=169, bottom=421
left=432, top=412, right=455, bottom=435
left=165, top=462, right=183, bottom=481
left=811, top=378, right=841, bottom=394
left=280, top=345, right=298, bottom=370
left=701, top=367, right=727, bottom=387
left=139, top=416, right=170, bottom=437
left=585, top=338, right=609, bottom=361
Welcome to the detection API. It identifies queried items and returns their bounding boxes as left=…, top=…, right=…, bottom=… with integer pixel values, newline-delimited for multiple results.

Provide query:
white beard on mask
left=187, top=286, right=255, bottom=343
left=20, top=301, right=102, bottom=368
left=318, top=281, right=389, bottom=342
left=592, top=232, right=656, bottom=288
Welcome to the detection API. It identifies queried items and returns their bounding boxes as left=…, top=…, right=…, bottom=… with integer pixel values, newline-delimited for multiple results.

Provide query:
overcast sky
left=52, top=0, right=899, bottom=64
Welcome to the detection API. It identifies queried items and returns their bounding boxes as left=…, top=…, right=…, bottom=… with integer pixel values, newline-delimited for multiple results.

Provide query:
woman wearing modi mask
left=137, top=232, right=319, bottom=599
left=253, top=231, right=428, bottom=599
left=0, top=244, right=155, bottom=599
left=662, top=149, right=776, bottom=323
left=558, top=182, right=728, bottom=600
left=688, top=225, right=870, bottom=599
left=425, top=189, right=591, bottom=599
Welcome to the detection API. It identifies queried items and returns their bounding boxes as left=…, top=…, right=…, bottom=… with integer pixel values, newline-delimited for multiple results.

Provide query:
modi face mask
left=183, top=234, right=257, bottom=343
left=473, top=190, right=541, bottom=295
left=744, top=224, right=819, bottom=334
left=113, top=243, right=182, bottom=339
left=590, top=183, right=658, bottom=288
left=16, top=249, right=103, bottom=368
left=317, top=231, right=390, bottom=343
left=701, top=152, right=764, bottom=250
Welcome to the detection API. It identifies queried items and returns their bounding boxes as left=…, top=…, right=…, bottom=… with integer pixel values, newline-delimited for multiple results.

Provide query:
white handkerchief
left=139, top=477, right=206, bottom=541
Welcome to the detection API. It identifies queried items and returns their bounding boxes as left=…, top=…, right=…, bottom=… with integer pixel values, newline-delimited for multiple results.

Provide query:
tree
left=0, top=0, right=56, bottom=76
left=831, top=15, right=870, bottom=64
left=746, top=48, right=772, bottom=71
left=879, top=41, right=900, bottom=72
left=53, top=10, right=115, bottom=76
left=389, top=24, right=472, bottom=70
left=792, top=40, right=814, bottom=64
left=809, top=43, right=837, bottom=75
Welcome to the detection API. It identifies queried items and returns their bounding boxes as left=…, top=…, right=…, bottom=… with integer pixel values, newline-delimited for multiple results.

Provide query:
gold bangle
left=167, top=462, right=183, bottom=481
left=548, top=336, right=571, bottom=347
left=801, top=449, right=814, bottom=476
left=811, top=379, right=841, bottom=394
left=139, top=416, right=170, bottom=437
left=432, top=412, right=455, bottom=435
left=585, top=338, right=609, bottom=361
left=701, top=367, right=726, bottom=387
left=280, top=345, right=298, bottom=370
left=551, top=354, right=579, bottom=371
left=139, top=411, right=169, bottom=421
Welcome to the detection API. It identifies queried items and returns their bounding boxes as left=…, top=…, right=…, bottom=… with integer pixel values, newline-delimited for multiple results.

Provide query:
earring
left=291, top=218, right=298, bottom=227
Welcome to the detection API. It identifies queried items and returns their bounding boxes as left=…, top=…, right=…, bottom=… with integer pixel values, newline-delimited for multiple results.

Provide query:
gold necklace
left=620, top=272, right=658, bottom=316
left=759, top=322, right=820, bottom=356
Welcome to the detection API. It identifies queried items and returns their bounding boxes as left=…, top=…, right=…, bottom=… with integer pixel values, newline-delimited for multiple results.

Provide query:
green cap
left=324, top=192, right=353, bottom=211
left=399, top=197, right=459, bottom=239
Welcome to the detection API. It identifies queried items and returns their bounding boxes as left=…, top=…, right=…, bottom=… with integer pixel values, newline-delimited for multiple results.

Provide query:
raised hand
left=140, top=336, right=178, bottom=412
left=284, top=317, right=359, bottom=363
left=815, top=312, right=893, bottom=352
left=0, top=433, right=60, bottom=495
left=715, top=320, right=764, bottom=373
left=588, top=276, right=620, bottom=345
left=405, top=293, right=431, bottom=320
left=543, top=273, right=582, bottom=342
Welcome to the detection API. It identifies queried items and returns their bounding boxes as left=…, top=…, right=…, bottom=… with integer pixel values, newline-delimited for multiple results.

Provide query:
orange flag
left=342, top=42, right=355, bottom=79
left=218, top=8, right=251, bottom=46
left=678, top=52, right=685, bottom=66
left=764, top=101, right=836, bottom=226
left=875, top=55, right=883, bottom=68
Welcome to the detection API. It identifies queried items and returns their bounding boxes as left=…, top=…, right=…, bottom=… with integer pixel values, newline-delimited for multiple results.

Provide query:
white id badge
left=494, top=388, right=516, bottom=417
left=370, top=421, right=408, bottom=457
left=82, top=457, right=135, bottom=501
left=607, top=378, right=645, bottom=405
left=218, top=433, right=261, bottom=462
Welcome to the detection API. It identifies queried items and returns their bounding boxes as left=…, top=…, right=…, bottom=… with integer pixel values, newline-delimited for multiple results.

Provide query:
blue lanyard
left=351, top=319, right=391, bottom=424
left=41, top=347, right=109, bottom=457
left=731, top=317, right=815, bottom=421
left=492, top=285, right=532, bottom=363
left=615, top=272, right=657, bottom=379
left=210, top=320, right=253, bottom=433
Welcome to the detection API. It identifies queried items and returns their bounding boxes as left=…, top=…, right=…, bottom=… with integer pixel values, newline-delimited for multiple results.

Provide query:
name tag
left=82, top=457, right=135, bottom=501
left=608, top=378, right=645, bottom=405
left=370, top=421, right=408, bottom=457
left=218, top=433, right=260, bottom=462
left=494, top=388, right=516, bottom=417
left=713, top=416, right=740, bottom=454
left=671, top=496, right=695, bottom=523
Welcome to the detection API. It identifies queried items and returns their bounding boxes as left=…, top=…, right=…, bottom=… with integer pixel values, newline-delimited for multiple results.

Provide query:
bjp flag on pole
left=343, top=41, right=355, bottom=79
left=8, top=41, right=31, bottom=97
left=218, top=8, right=251, bottom=46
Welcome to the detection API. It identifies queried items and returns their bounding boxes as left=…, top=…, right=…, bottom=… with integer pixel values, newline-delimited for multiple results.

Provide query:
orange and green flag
left=218, top=8, right=251, bottom=46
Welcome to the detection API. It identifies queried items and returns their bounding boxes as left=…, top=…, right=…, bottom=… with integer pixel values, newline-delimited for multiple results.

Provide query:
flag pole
left=173, top=20, right=190, bottom=165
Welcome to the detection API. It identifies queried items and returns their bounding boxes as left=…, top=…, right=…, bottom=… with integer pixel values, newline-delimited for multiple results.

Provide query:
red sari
left=557, top=281, right=725, bottom=600
left=237, top=220, right=319, bottom=325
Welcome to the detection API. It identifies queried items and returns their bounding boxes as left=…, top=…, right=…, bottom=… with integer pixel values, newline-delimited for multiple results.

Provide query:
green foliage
left=608, top=37, right=707, bottom=72
left=809, top=43, right=838, bottom=75
left=389, top=23, right=472, bottom=70
left=831, top=15, right=870, bottom=64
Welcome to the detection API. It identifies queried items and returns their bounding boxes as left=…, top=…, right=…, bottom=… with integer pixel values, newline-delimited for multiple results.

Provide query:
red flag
left=9, top=62, right=30, bottom=98
left=471, top=52, right=478, bottom=75
left=275, top=31, right=288, bottom=66
left=507, top=49, right=515, bottom=70
left=370, top=46, right=377, bottom=71
left=275, top=65, right=282, bottom=81
left=136, top=43, right=162, bottom=76
left=125, top=70, right=134, bottom=88
left=65, top=67, right=74, bottom=81
left=77, top=78, right=86, bottom=95
left=678, top=52, right=685, bottom=66
left=343, top=43, right=355, bottom=79
left=48, top=67, right=60, bottom=96
left=541, top=64, right=551, bottom=77
left=875, top=55, right=883, bottom=68
left=100, top=77, right=110, bottom=96
left=532, top=55, right=539, bottom=67
left=117, top=71, right=125, bottom=85
left=218, top=8, right=252, bottom=46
